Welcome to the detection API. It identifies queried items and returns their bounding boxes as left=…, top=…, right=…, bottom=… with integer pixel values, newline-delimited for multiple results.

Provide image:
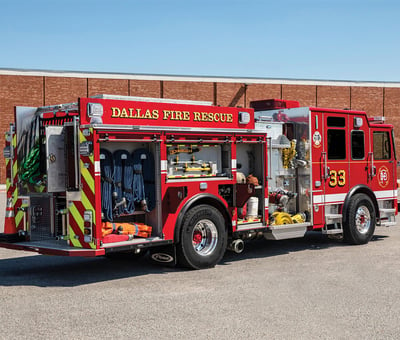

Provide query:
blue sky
left=1, top=0, right=399, bottom=81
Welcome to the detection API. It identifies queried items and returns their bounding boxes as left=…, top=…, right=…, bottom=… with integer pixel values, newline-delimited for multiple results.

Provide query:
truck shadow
left=221, top=231, right=388, bottom=264
left=0, top=232, right=388, bottom=287
left=0, top=253, right=173, bottom=287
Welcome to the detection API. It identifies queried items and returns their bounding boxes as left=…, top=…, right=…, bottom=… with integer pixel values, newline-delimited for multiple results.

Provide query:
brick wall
left=282, top=85, right=316, bottom=107
left=130, top=79, right=160, bottom=98
left=1, top=73, right=399, bottom=182
left=351, top=87, right=384, bottom=115
left=246, top=84, right=281, bottom=106
left=217, top=83, right=246, bottom=107
left=383, top=88, right=400, bottom=172
left=163, top=81, right=214, bottom=103
left=316, top=85, right=351, bottom=109
left=45, top=77, right=87, bottom=105
left=88, top=78, right=129, bottom=97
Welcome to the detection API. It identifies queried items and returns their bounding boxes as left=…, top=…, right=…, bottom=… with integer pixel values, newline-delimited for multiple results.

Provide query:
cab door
left=348, top=116, right=370, bottom=191
left=369, top=128, right=397, bottom=194
left=322, top=114, right=350, bottom=210
left=310, top=110, right=325, bottom=227
left=310, top=110, right=350, bottom=228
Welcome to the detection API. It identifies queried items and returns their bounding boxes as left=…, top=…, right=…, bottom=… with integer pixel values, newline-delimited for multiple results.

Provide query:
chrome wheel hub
left=192, top=219, right=218, bottom=256
left=355, top=205, right=371, bottom=234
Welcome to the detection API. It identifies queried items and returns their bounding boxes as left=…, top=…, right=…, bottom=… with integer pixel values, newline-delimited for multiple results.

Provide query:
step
left=379, top=221, right=397, bottom=227
left=379, top=208, right=396, bottom=218
left=322, top=228, right=343, bottom=235
left=325, top=213, right=342, bottom=224
left=265, top=223, right=309, bottom=240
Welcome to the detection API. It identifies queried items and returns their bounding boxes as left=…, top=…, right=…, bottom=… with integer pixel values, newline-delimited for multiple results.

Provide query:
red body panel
left=79, top=97, right=254, bottom=130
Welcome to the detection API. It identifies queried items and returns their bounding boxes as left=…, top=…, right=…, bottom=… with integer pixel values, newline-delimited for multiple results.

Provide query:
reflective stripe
left=5, top=210, right=14, bottom=218
left=375, top=190, right=397, bottom=199
left=313, top=190, right=397, bottom=205
left=81, top=160, right=95, bottom=194
left=67, top=128, right=96, bottom=249
left=14, top=200, right=28, bottom=231
left=68, top=223, right=81, bottom=248
left=68, top=203, right=84, bottom=248
left=81, top=189, right=95, bottom=214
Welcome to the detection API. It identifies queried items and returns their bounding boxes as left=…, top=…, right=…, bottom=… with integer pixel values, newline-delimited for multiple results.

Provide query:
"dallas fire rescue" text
left=111, top=107, right=234, bottom=123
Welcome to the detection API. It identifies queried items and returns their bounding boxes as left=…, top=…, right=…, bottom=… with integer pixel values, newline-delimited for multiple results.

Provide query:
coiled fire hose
left=100, top=149, right=114, bottom=221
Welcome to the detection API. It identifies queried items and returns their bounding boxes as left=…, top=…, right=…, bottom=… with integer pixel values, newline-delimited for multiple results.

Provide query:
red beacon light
left=249, top=99, right=300, bottom=111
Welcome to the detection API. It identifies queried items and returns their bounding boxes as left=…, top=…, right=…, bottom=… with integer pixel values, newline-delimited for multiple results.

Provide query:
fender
left=342, top=184, right=379, bottom=225
left=173, top=193, right=231, bottom=243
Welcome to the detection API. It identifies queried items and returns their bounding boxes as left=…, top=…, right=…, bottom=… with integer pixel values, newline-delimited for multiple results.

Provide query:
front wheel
left=177, top=204, right=227, bottom=269
left=343, top=193, right=376, bottom=245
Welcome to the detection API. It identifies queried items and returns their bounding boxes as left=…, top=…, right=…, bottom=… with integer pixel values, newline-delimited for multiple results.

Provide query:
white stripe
left=161, top=160, right=168, bottom=172
left=94, top=161, right=100, bottom=174
left=313, top=190, right=397, bottom=205
left=313, top=193, right=347, bottom=205
left=232, top=159, right=237, bottom=170
left=375, top=190, right=397, bottom=199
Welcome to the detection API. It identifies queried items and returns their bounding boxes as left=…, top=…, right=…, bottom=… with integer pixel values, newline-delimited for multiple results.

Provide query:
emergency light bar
left=369, top=116, right=385, bottom=124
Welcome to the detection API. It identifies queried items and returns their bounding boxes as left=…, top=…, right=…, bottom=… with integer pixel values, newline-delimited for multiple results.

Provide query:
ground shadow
left=0, top=251, right=180, bottom=287
left=0, top=232, right=388, bottom=287
left=221, top=231, right=388, bottom=265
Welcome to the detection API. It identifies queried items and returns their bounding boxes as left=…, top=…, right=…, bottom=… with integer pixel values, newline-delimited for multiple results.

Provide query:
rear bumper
left=0, top=239, right=105, bottom=257
left=0, top=233, right=25, bottom=243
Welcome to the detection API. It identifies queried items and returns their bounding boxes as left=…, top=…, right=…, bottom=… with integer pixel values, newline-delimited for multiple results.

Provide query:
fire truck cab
left=1, top=95, right=397, bottom=269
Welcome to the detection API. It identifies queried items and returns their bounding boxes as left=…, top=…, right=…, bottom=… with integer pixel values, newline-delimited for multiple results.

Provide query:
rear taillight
left=83, top=211, right=93, bottom=242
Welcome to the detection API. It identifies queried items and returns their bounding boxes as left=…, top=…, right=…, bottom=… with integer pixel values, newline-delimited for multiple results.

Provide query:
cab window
left=328, top=129, right=346, bottom=160
left=373, top=131, right=391, bottom=160
left=351, top=131, right=365, bottom=160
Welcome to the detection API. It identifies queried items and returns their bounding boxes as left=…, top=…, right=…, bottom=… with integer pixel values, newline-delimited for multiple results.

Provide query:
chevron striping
left=68, top=203, right=84, bottom=248
left=81, top=162, right=95, bottom=194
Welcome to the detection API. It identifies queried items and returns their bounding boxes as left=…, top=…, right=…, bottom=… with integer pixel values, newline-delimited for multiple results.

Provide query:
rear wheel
left=177, top=204, right=227, bottom=269
left=343, top=193, right=376, bottom=245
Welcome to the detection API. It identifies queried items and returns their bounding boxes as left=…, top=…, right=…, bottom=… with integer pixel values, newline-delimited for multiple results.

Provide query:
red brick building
left=1, top=68, right=400, bottom=182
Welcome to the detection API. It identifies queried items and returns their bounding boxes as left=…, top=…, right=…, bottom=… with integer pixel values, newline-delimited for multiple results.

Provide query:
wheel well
left=174, top=195, right=232, bottom=243
left=342, top=185, right=379, bottom=225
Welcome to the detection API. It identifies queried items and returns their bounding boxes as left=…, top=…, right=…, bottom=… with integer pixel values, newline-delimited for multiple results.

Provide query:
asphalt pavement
left=0, top=188, right=400, bottom=339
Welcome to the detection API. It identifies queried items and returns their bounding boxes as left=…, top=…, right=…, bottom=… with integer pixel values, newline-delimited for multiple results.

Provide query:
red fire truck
left=0, top=95, right=397, bottom=269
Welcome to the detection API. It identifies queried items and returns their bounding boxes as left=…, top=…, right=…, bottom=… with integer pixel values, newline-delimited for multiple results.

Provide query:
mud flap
left=149, top=244, right=177, bottom=267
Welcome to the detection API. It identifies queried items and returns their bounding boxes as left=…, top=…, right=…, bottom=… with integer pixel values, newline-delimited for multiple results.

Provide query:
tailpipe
left=228, top=239, right=245, bottom=254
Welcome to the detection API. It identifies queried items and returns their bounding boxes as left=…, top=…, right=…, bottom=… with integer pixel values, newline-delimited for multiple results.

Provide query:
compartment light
left=239, top=111, right=251, bottom=124
left=87, top=103, right=104, bottom=124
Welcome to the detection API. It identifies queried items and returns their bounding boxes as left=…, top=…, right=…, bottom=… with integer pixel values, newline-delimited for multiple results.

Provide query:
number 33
left=329, top=169, right=346, bottom=187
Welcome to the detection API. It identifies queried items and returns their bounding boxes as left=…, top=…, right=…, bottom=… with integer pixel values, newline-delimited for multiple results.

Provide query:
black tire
left=343, top=193, right=376, bottom=245
left=177, top=204, right=227, bottom=269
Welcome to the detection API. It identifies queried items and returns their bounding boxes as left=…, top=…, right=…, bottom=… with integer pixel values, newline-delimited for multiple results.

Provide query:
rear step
left=0, top=240, right=105, bottom=257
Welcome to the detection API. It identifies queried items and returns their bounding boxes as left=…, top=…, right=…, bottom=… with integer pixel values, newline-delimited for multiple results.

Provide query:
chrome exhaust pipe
left=228, top=239, right=244, bottom=254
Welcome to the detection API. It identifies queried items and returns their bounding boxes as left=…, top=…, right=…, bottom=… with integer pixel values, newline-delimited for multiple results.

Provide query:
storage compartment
left=26, top=194, right=66, bottom=241
left=255, top=109, right=312, bottom=226
left=235, top=140, right=265, bottom=225
left=166, top=143, right=228, bottom=179
left=99, top=141, right=161, bottom=242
